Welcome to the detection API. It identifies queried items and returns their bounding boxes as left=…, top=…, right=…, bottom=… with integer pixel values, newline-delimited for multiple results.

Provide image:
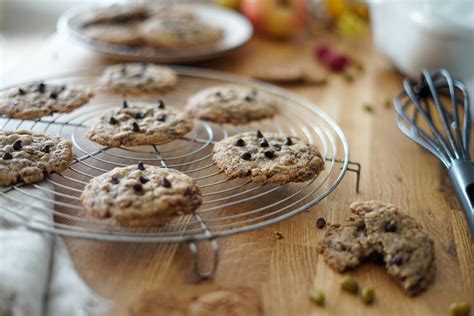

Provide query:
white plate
left=57, top=3, right=254, bottom=63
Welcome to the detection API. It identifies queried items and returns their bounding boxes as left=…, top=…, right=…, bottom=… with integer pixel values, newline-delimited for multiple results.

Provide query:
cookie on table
left=139, top=17, right=223, bottom=50
left=0, top=130, right=74, bottom=187
left=318, top=201, right=436, bottom=296
left=97, top=63, right=178, bottom=95
left=359, top=201, right=436, bottom=296
left=212, top=131, right=325, bottom=184
left=80, top=164, right=202, bottom=227
left=86, top=100, right=193, bottom=147
left=0, top=82, right=94, bottom=120
left=186, top=85, right=279, bottom=125
left=81, top=3, right=148, bottom=26
left=82, top=23, right=142, bottom=46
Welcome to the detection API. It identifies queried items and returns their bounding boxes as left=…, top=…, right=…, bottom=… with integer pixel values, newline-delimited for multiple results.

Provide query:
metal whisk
left=394, top=69, right=473, bottom=235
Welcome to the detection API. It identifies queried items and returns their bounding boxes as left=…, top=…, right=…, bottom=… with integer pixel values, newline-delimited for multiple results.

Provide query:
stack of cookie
left=1, top=62, right=326, bottom=228
left=80, top=4, right=223, bottom=50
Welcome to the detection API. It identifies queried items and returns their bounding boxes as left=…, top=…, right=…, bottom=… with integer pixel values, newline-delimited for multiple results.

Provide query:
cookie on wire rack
left=0, top=130, right=74, bottom=187
left=212, top=131, right=325, bottom=184
left=186, top=85, right=279, bottom=125
left=86, top=100, right=193, bottom=147
left=80, top=163, right=202, bottom=227
left=97, top=63, right=178, bottom=95
left=0, top=82, right=94, bottom=120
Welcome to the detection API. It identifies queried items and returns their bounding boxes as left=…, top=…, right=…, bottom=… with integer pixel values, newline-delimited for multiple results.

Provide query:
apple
left=240, top=0, right=308, bottom=39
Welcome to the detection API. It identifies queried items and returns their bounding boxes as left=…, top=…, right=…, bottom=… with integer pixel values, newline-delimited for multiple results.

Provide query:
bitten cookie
left=318, top=201, right=436, bottom=296
left=0, top=130, right=74, bottom=186
left=80, top=164, right=202, bottom=227
left=212, top=131, right=325, bottom=184
left=139, top=17, right=223, bottom=50
left=86, top=100, right=193, bottom=147
left=97, top=63, right=178, bottom=95
left=0, top=82, right=94, bottom=120
left=82, top=23, right=142, bottom=46
left=186, top=85, right=278, bottom=125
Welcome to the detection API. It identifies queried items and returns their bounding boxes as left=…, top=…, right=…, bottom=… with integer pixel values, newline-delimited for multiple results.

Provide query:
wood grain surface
left=5, top=31, right=474, bottom=316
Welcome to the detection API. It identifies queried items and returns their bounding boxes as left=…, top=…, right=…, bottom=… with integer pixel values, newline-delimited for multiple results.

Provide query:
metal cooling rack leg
left=347, top=161, right=361, bottom=193
left=188, top=214, right=219, bottom=279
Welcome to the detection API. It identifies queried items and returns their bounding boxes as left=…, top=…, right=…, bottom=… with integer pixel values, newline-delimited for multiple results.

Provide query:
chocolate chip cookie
left=0, top=82, right=94, bottom=120
left=82, top=23, right=142, bottom=46
left=139, top=17, right=223, bottom=50
left=212, top=131, right=325, bottom=184
left=81, top=3, right=148, bottom=26
left=86, top=100, right=193, bottom=147
left=0, top=130, right=74, bottom=187
left=97, top=63, right=178, bottom=95
left=80, top=164, right=202, bottom=227
left=186, top=85, right=279, bottom=125
left=318, top=201, right=436, bottom=296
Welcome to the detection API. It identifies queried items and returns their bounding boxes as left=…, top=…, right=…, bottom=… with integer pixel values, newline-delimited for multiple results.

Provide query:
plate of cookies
left=57, top=2, right=253, bottom=63
left=0, top=63, right=349, bottom=242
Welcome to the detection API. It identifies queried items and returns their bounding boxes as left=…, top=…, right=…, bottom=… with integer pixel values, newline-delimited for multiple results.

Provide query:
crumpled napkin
left=0, top=183, right=109, bottom=316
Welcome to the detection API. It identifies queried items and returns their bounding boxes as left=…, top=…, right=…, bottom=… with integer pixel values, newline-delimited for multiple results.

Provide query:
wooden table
left=5, top=32, right=474, bottom=316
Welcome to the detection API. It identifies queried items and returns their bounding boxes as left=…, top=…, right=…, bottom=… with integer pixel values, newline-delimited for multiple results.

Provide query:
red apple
left=240, top=0, right=308, bottom=39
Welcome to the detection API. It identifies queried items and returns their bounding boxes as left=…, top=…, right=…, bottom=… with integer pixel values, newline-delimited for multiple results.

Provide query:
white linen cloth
left=0, top=183, right=109, bottom=316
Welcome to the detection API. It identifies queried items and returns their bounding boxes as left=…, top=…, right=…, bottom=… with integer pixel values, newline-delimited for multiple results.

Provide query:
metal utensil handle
left=448, top=160, right=474, bottom=235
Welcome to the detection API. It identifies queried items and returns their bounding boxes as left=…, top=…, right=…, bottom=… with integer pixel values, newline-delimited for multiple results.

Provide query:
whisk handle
left=448, top=160, right=474, bottom=236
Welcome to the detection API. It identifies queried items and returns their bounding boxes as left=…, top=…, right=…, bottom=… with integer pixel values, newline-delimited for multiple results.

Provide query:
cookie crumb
left=363, top=104, right=374, bottom=113
left=275, top=232, right=284, bottom=240
left=309, top=290, right=325, bottom=306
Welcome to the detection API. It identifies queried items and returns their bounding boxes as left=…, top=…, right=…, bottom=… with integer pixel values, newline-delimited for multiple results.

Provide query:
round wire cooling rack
left=0, top=66, right=360, bottom=277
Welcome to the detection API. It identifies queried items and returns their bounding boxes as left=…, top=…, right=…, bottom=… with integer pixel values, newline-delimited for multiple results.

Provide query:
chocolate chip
left=162, top=177, right=172, bottom=188
left=123, top=100, right=129, bottom=108
left=215, top=91, right=222, bottom=98
left=259, top=139, right=269, bottom=147
left=2, top=152, right=12, bottom=160
left=133, top=183, right=144, bottom=193
left=244, top=95, right=253, bottom=102
left=240, top=152, right=251, bottom=160
left=41, top=145, right=50, bottom=153
left=157, top=100, right=165, bottom=109
left=38, top=82, right=46, bottom=93
left=12, top=140, right=22, bottom=151
left=384, top=220, right=397, bottom=232
left=391, top=254, right=403, bottom=266
left=137, top=161, right=145, bottom=170
left=264, top=151, right=275, bottom=159
left=135, top=112, right=143, bottom=119
left=256, top=130, right=264, bottom=138
left=316, top=217, right=326, bottom=229
left=109, top=116, right=119, bottom=125
left=120, top=66, right=127, bottom=74
left=132, top=122, right=140, bottom=132
left=234, top=138, right=246, bottom=147
left=18, top=88, right=26, bottom=95
left=139, top=176, right=149, bottom=184
left=157, top=114, right=167, bottom=122
left=111, top=177, right=119, bottom=184
left=49, top=92, right=58, bottom=99
left=284, top=137, right=293, bottom=146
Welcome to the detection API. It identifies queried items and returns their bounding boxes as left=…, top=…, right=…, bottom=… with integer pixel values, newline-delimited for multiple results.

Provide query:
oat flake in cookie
left=0, top=130, right=74, bottom=187
left=212, top=131, right=325, bottom=184
left=86, top=101, right=193, bottom=147
left=97, top=63, right=178, bottom=95
left=80, top=164, right=202, bottom=227
left=0, top=82, right=94, bottom=120
left=186, top=85, right=279, bottom=125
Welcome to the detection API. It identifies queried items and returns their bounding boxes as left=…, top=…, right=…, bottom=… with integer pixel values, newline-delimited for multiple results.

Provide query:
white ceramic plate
left=57, top=3, right=254, bottom=63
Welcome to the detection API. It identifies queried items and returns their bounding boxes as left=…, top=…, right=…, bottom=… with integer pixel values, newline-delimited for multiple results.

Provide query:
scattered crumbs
left=384, top=98, right=392, bottom=109
left=275, top=232, right=284, bottom=240
left=363, top=104, right=374, bottom=113
left=354, top=62, right=365, bottom=73
left=309, top=289, right=325, bottom=306
left=343, top=73, right=354, bottom=83
left=316, top=217, right=326, bottom=229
